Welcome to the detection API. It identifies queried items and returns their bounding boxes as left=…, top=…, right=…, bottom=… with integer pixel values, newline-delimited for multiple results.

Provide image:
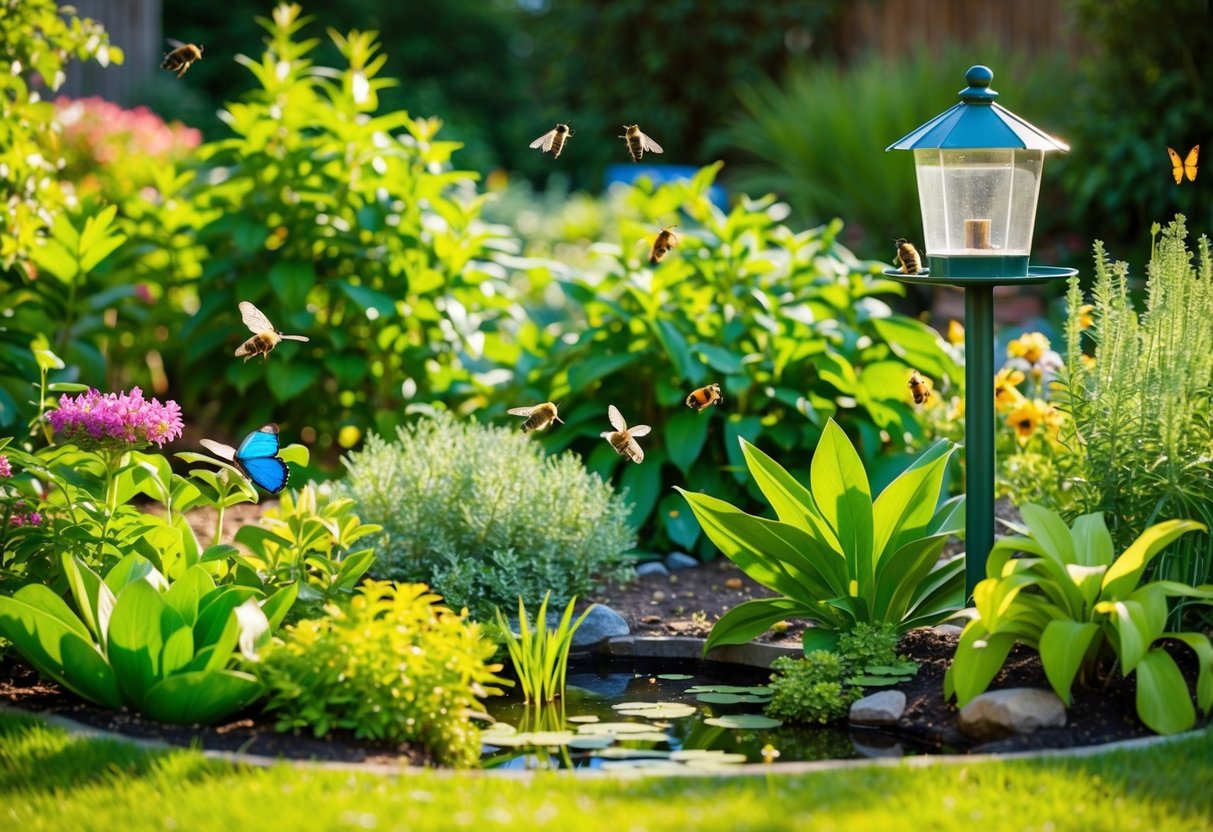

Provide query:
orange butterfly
left=1167, top=145, right=1199, bottom=184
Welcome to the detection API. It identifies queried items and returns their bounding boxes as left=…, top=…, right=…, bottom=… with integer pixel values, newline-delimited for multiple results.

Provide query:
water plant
left=678, top=418, right=964, bottom=653
left=946, top=503, right=1213, bottom=735
left=494, top=592, right=592, bottom=704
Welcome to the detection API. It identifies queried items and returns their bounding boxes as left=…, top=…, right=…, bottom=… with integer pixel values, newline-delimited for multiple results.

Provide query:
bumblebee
left=234, top=301, right=309, bottom=362
left=529, top=123, right=573, bottom=159
left=649, top=226, right=678, bottom=265
left=507, top=401, right=563, bottom=433
left=908, top=369, right=931, bottom=406
left=620, top=124, right=663, bottom=162
left=685, top=383, right=723, bottom=411
left=895, top=238, right=922, bottom=274
left=601, top=405, right=651, bottom=464
left=161, top=40, right=204, bottom=78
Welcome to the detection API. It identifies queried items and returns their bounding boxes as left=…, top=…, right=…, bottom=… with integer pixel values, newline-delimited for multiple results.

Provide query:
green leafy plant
left=254, top=580, right=507, bottom=767
left=945, top=503, right=1213, bottom=735
left=494, top=592, right=592, bottom=704
left=340, top=413, right=634, bottom=616
left=0, top=552, right=295, bottom=723
left=513, top=165, right=959, bottom=554
left=1058, top=218, right=1213, bottom=622
left=678, top=418, right=964, bottom=653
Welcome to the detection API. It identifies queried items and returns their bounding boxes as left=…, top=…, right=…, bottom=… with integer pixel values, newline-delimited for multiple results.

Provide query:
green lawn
left=2, top=714, right=1211, bottom=831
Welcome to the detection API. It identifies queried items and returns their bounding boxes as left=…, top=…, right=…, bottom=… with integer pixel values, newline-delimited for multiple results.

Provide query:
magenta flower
left=0, top=455, right=10, bottom=478
left=47, top=387, right=184, bottom=451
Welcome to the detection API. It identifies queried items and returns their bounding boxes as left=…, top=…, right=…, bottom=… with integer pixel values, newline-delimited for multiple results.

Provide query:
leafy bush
left=722, top=42, right=1074, bottom=256
left=340, top=414, right=634, bottom=615
left=679, top=419, right=964, bottom=653
left=254, top=580, right=506, bottom=767
left=0, top=552, right=294, bottom=724
left=946, top=504, right=1213, bottom=735
left=510, top=164, right=959, bottom=553
left=1058, top=218, right=1213, bottom=618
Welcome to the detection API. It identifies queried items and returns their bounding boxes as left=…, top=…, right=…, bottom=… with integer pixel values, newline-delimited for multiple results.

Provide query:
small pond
left=482, top=656, right=931, bottom=771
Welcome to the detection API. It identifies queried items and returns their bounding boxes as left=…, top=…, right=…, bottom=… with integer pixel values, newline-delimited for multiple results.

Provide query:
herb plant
left=340, top=413, right=634, bottom=616
left=679, top=418, right=964, bottom=653
left=254, top=580, right=507, bottom=767
left=494, top=592, right=592, bottom=703
left=946, top=504, right=1213, bottom=735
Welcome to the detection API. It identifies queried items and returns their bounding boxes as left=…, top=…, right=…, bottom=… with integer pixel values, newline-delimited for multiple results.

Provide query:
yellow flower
left=947, top=319, right=965, bottom=347
left=948, top=396, right=965, bottom=421
left=1077, top=304, right=1094, bottom=331
left=1007, top=398, right=1047, bottom=445
left=1008, top=332, right=1051, bottom=365
left=994, top=367, right=1026, bottom=412
left=1080, top=354, right=1096, bottom=371
left=1042, top=402, right=1065, bottom=442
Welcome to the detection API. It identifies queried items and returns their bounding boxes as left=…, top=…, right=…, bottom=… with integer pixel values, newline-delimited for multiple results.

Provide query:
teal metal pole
left=964, top=285, right=996, bottom=598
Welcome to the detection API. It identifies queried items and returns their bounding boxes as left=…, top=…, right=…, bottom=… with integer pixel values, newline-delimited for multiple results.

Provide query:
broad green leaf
left=0, top=587, right=93, bottom=693
left=142, top=669, right=264, bottom=725
left=61, top=553, right=115, bottom=646
left=162, top=566, right=216, bottom=627
left=948, top=625, right=1017, bottom=706
left=194, top=586, right=259, bottom=649
left=620, top=453, right=662, bottom=528
left=810, top=420, right=873, bottom=593
left=60, top=635, right=123, bottom=707
left=665, top=409, right=710, bottom=475
left=873, top=534, right=950, bottom=623
left=872, top=439, right=955, bottom=559
left=659, top=493, right=700, bottom=550
left=567, top=353, right=639, bottom=390
left=160, top=626, right=195, bottom=677
left=1167, top=633, right=1213, bottom=714
left=266, top=361, right=321, bottom=402
left=1134, top=649, right=1196, bottom=734
left=925, top=494, right=965, bottom=537
left=1069, top=512, right=1114, bottom=567
left=653, top=319, right=694, bottom=380
left=703, top=597, right=826, bottom=653
left=739, top=438, right=838, bottom=549
left=1019, top=504, right=1077, bottom=567
left=1102, top=599, right=1161, bottom=673
left=107, top=581, right=177, bottom=707
left=334, top=550, right=376, bottom=591
left=104, top=553, right=168, bottom=595
left=1039, top=619, right=1101, bottom=705
left=337, top=281, right=397, bottom=318
left=1102, top=520, right=1206, bottom=600
left=261, top=582, right=299, bottom=632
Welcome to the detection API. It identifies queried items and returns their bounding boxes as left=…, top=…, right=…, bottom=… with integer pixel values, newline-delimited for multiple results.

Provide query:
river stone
left=664, top=552, right=699, bottom=571
left=849, top=690, right=906, bottom=726
left=958, top=688, right=1066, bottom=741
left=636, top=561, right=670, bottom=578
left=506, top=604, right=629, bottom=648
left=933, top=623, right=964, bottom=637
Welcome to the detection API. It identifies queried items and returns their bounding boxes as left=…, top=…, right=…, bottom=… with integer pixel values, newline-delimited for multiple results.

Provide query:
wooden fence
left=58, top=0, right=161, bottom=105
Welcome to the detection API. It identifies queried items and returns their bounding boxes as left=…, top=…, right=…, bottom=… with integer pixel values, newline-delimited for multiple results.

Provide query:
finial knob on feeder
left=959, top=65, right=998, bottom=103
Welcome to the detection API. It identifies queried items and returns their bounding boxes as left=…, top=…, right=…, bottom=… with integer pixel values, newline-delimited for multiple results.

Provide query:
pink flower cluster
left=55, top=97, right=202, bottom=163
left=47, top=387, right=184, bottom=450
left=6, top=501, right=43, bottom=528
left=0, top=455, right=10, bottom=478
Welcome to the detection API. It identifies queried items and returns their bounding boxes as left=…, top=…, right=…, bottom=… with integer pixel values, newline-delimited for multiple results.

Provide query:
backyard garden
left=2, top=0, right=1212, bottom=829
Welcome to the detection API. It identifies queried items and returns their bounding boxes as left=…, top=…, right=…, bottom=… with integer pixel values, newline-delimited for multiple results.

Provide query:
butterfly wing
left=529, top=129, right=557, bottom=151
left=236, top=423, right=281, bottom=459
left=629, top=424, right=652, bottom=438
left=639, top=132, right=664, bottom=154
left=624, top=436, right=645, bottom=464
left=608, top=404, right=627, bottom=432
left=1185, top=145, right=1199, bottom=182
left=1168, top=147, right=1184, bottom=184
left=239, top=301, right=276, bottom=334
left=235, top=424, right=289, bottom=494
left=199, top=438, right=236, bottom=461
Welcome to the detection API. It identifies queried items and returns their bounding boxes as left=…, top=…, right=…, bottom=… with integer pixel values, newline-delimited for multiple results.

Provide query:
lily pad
left=567, top=736, right=616, bottom=750
left=669, top=750, right=748, bottom=764
left=566, top=715, right=600, bottom=724
left=695, top=692, right=771, bottom=705
left=847, top=675, right=901, bottom=687
left=577, top=721, right=661, bottom=735
left=685, top=685, right=759, bottom=694
left=864, top=664, right=918, bottom=676
left=611, top=731, right=673, bottom=743
left=613, top=702, right=697, bottom=719
left=518, top=730, right=577, bottom=746
left=656, top=673, right=695, bottom=681
left=594, top=748, right=672, bottom=760
left=703, top=714, right=782, bottom=730
left=599, top=759, right=687, bottom=772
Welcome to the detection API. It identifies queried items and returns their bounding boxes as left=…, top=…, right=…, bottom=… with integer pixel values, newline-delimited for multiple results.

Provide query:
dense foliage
left=254, top=580, right=506, bottom=767
left=340, top=414, right=634, bottom=616
left=680, top=419, right=964, bottom=652
left=947, top=504, right=1213, bottom=735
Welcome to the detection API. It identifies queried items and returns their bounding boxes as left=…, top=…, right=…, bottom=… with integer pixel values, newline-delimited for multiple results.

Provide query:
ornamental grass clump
left=254, top=581, right=507, bottom=767
left=340, top=413, right=634, bottom=616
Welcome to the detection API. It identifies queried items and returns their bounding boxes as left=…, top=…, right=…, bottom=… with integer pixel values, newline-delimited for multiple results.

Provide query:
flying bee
left=601, top=404, right=651, bottom=464
left=685, top=383, right=723, bottom=411
left=234, top=301, right=310, bottom=362
left=895, top=238, right=922, bottom=274
left=620, top=124, right=664, bottom=162
left=529, top=123, right=573, bottom=159
left=648, top=226, right=679, bottom=265
left=507, top=401, right=564, bottom=433
left=161, top=39, right=204, bottom=78
left=908, top=369, right=931, bottom=406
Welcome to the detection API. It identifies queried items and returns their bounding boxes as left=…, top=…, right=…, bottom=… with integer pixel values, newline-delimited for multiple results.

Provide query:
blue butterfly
left=200, top=424, right=290, bottom=494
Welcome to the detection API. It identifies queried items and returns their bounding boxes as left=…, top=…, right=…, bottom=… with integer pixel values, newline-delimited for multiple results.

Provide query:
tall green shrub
left=1059, top=216, right=1213, bottom=618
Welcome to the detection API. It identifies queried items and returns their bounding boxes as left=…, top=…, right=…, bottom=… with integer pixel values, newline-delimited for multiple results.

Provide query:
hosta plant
left=0, top=552, right=296, bottom=723
left=678, top=418, right=964, bottom=653
left=945, top=504, right=1213, bottom=735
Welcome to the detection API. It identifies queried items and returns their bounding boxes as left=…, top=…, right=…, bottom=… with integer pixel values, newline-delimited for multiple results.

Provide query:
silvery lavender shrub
left=340, top=413, right=635, bottom=616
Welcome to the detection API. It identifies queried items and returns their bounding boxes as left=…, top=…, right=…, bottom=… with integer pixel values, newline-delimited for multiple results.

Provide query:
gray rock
left=664, top=552, right=699, bottom=571
left=958, top=688, right=1066, bottom=741
left=849, top=690, right=906, bottom=726
left=933, top=623, right=965, bottom=637
left=635, top=561, right=670, bottom=578
left=566, top=604, right=630, bottom=647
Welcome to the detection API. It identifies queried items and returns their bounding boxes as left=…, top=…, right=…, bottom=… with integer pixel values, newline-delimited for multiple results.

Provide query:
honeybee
left=234, top=301, right=310, bottom=362
left=620, top=124, right=664, bottom=162
left=161, top=39, right=204, bottom=78
left=649, top=226, right=678, bottom=265
left=908, top=369, right=931, bottom=406
left=895, top=238, right=922, bottom=274
left=507, top=401, right=564, bottom=433
left=685, top=383, right=723, bottom=411
left=529, top=123, right=573, bottom=159
left=601, top=405, right=651, bottom=464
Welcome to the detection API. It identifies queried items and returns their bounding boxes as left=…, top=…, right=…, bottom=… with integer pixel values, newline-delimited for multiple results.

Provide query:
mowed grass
left=2, top=714, right=1212, bottom=832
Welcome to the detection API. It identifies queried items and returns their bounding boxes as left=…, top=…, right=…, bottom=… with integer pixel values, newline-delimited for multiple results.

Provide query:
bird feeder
left=885, top=65, right=1076, bottom=595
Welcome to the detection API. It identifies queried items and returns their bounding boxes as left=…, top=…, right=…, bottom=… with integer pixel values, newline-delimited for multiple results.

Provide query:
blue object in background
left=604, top=164, right=728, bottom=210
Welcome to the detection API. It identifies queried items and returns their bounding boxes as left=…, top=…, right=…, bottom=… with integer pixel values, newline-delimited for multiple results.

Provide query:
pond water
left=482, top=656, right=928, bottom=772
